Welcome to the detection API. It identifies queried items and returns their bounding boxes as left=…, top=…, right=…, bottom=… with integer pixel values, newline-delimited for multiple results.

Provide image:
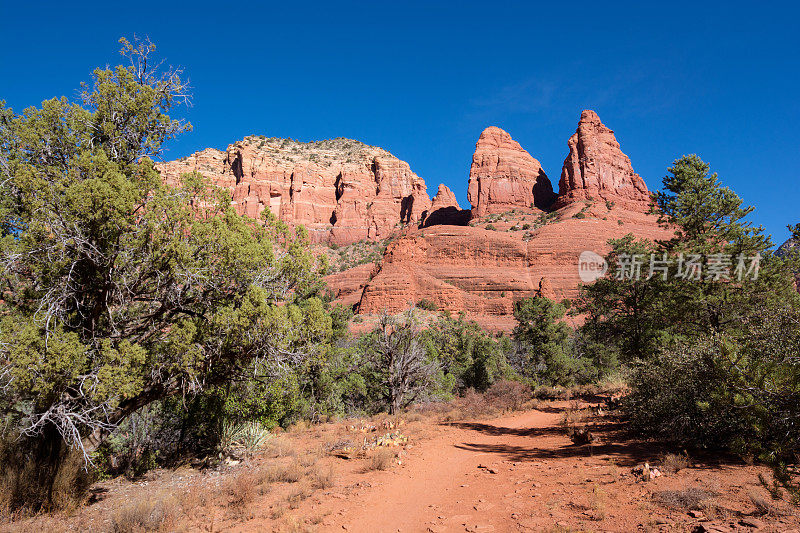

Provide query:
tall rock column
left=467, top=126, right=556, bottom=217
left=554, top=110, right=651, bottom=210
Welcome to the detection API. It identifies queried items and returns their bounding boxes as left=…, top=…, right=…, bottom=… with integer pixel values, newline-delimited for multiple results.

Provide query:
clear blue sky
left=2, top=1, right=798, bottom=244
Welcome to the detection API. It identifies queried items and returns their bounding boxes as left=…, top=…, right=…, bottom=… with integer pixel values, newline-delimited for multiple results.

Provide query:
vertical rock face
left=422, top=184, right=471, bottom=227
left=554, top=110, right=651, bottom=210
left=157, top=137, right=431, bottom=245
left=467, top=126, right=556, bottom=217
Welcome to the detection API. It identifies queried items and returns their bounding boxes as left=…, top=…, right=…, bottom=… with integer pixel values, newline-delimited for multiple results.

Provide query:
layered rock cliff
left=348, top=110, right=669, bottom=330
left=467, top=126, right=557, bottom=216
left=158, top=137, right=431, bottom=245
left=554, top=110, right=651, bottom=210
left=160, top=111, right=668, bottom=330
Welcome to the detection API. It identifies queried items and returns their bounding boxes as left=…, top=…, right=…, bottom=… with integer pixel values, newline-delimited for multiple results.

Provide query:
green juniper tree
left=0, top=38, right=331, bottom=510
left=578, top=155, right=800, bottom=502
left=513, top=296, right=596, bottom=385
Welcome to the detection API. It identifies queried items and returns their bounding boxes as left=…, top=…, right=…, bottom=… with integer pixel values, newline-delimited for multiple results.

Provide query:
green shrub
left=417, top=299, right=439, bottom=311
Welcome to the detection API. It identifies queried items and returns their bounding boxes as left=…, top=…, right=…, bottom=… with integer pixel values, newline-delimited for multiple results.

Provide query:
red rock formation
left=357, top=209, right=671, bottom=331
left=353, top=111, right=671, bottom=331
left=423, top=184, right=471, bottom=227
left=157, top=137, right=431, bottom=245
left=467, top=126, right=556, bottom=217
left=554, top=110, right=651, bottom=210
left=430, top=184, right=460, bottom=212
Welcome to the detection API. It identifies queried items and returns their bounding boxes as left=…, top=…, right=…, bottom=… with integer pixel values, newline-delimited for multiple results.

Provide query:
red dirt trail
left=279, top=405, right=799, bottom=533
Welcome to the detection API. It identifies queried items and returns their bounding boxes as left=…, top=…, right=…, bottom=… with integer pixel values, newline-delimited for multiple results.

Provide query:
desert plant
left=416, top=299, right=439, bottom=311
left=262, top=460, right=305, bottom=484
left=361, top=310, right=440, bottom=413
left=658, top=452, right=690, bottom=474
left=0, top=37, right=335, bottom=511
left=110, top=491, right=178, bottom=532
left=219, top=421, right=272, bottom=454
left=362, top=448, right=394, bottom=472
left=653, top=487, right=715, bottom=510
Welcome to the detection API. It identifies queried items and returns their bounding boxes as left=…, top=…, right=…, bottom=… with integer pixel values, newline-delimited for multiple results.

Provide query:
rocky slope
left=158, top=137, right=431, bottom=245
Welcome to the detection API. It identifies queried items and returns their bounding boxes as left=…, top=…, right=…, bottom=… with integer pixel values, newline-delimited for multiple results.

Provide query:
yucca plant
left=219, top=421, right=272, bottom=454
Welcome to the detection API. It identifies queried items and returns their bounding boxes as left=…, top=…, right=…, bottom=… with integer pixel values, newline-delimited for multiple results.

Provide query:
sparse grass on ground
left=362, top=447, right=395, bottom=472
left=110, top=491, right=179, bottom=533
left=652, top=487, right=715, bottom=510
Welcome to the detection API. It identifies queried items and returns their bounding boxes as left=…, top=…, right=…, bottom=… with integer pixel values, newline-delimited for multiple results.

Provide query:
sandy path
left=300, top=405, right=799, bottom=533
left=313, top=405, right=644, bottom=533
left=329, top=408, right=564, bottom=532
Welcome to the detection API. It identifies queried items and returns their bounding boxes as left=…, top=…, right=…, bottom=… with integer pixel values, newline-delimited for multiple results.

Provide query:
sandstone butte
left=158, top=111, right=672, bottom=331
left=156, top=137, right=431, bottom=245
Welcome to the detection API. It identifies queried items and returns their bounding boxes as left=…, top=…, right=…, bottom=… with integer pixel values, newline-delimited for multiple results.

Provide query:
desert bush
left=416, top=299, right=438, bottom=311
left=219, top=420, right=272, bottom=454
left=659, top=452, right=690, bottom=474
left=513, top=296, right=599, bottom=386
left=362, top=448, right=394, bottom=472
left=484, top=380, right=532, bottom=411
left=426, top=313, right=512, bottom=394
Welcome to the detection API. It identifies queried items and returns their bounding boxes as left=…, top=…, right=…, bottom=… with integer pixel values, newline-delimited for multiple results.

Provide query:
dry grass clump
left=309, top=464, right=336, bottom=489
left=658, top=452, right=691, bottom=474
left=559, top=401, right=593, bottom=435
left=286, top=485, right=311, bottom=509
left=280, top=516, right=315, bottom=532
left=217, top=469, right=262, bottom=510
left=262, top=460, right=305, bottom=483
left=263, top=437, right=297, bottom=458
left=322, top=438, right=354, bottom=455
left=0, top=514, right=71, bottom=533
left=176, top=479, right=211, bottom=511
left=362, top=448, right=395, bottom=472
left=109, top=491, right=179, bottom=532
left=0, top=436, right=92, bottom=515
left=298, top=453, right=318, bottom=467
left=653, top=487, right=715, bottom=510
left=589, top=485, right=607, bottom=520
left=747, top=489, right=786, bottom=517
